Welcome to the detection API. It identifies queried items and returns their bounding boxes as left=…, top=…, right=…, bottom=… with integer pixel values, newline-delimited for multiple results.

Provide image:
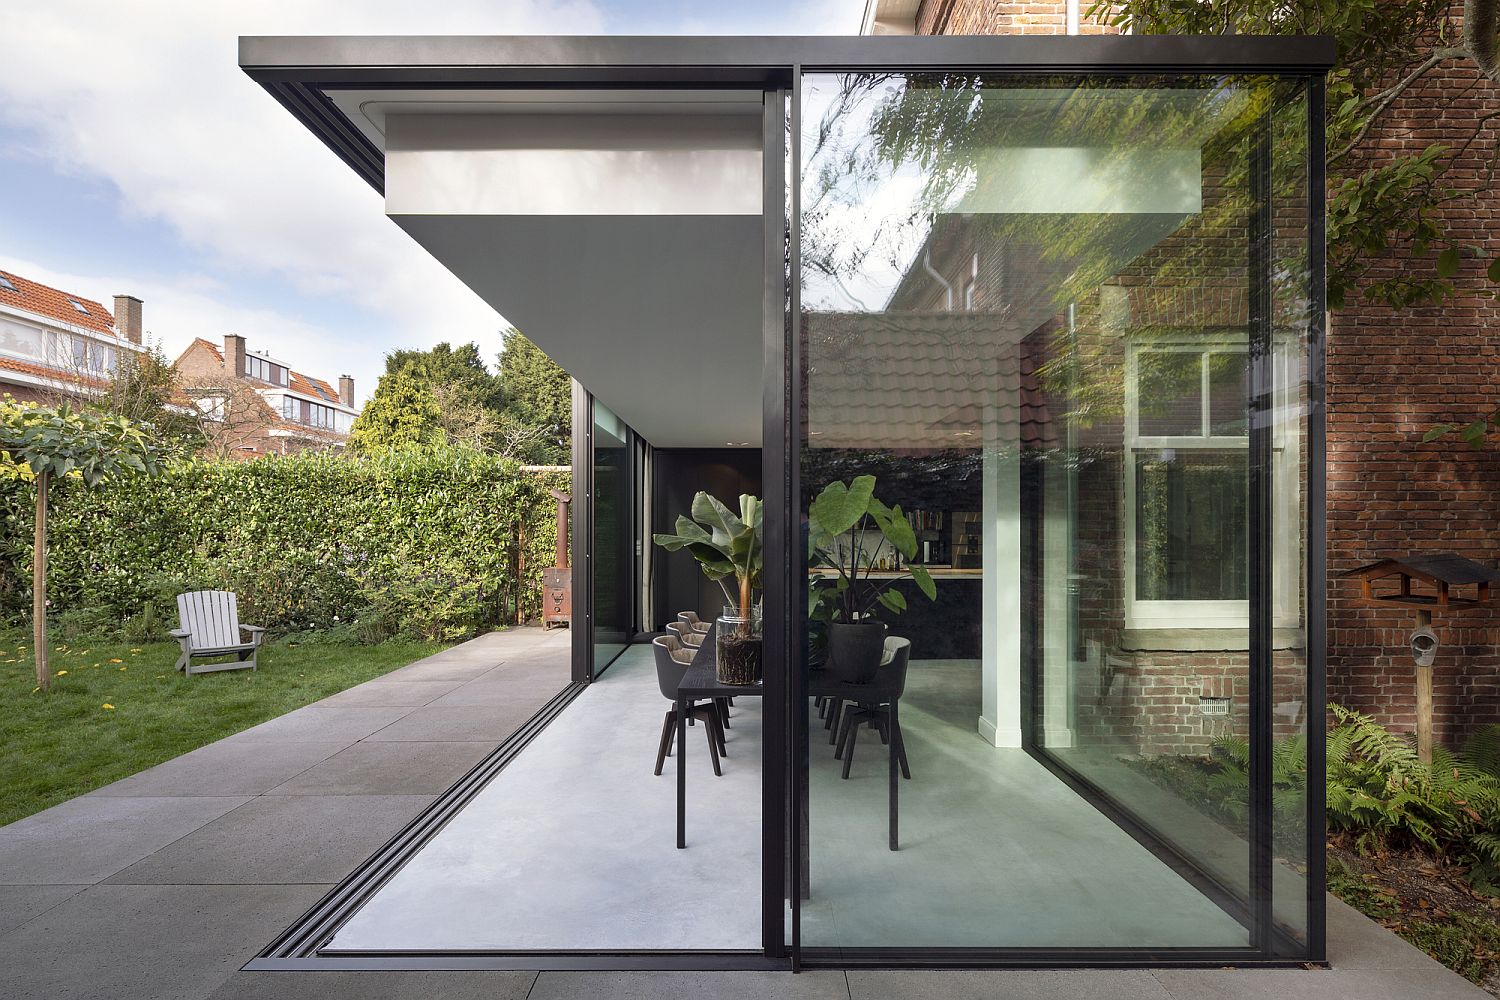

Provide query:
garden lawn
left=0, top=631, right=445, bottom=827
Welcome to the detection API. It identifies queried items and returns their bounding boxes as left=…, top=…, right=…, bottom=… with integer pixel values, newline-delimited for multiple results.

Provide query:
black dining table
left=676, top=621, right=764, bottom=848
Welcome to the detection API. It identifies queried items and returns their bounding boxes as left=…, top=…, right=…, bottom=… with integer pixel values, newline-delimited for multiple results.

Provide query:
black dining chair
left=652, top=635, right=726, bottom=777
left=678, top=611, right=712, bottom=634
left=666, top=621, right=704, bottom=648
left=831, top=637, right=912, bottom=781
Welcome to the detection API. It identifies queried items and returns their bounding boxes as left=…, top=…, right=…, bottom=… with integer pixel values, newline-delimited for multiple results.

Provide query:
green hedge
left=0, top=449, right=569, bottom=643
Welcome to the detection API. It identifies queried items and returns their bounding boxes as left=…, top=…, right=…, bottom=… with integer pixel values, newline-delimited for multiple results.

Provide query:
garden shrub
left=0, top=447, right=567, bottom=642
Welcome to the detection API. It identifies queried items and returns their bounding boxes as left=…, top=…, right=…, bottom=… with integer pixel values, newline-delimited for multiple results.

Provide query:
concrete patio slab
left=848, top=969, right=1173, bottom=1000
left=104, top=794, right=433, bottom=885
left=1152, top=967, right=1490, bottom=999
left=362, top=702, right=551, bottom=742
left=318, top=679, right=466, bottom=707
left=234, top=704, right=416, bottom=744
left=0, top=883, right=86, bottom=937
left=89, top=740, right=349, bottom=797
left=265, top=740, right=493, bottom=796
left=527, top=970, right=851, bottom=1000
left=0, top=882, right=329, bottom=1000
left=205, top=970, right=538, bottom=1000
left=0, top=794, right=249, bottom=884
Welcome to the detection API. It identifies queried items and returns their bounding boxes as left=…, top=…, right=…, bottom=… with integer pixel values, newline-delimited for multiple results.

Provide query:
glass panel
left=592, top=399, right=632, bottom=672
left=1134, top=449, right=1247, bottom=601
left=798, top=71, right=1313, bottom=955
left=1138, top=352, right=1203, bottom=436
left=1208, top=352, right=1250, bottom=436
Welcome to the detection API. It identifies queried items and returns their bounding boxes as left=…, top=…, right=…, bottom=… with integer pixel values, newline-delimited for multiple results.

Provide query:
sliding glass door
left=791, top=70, right=1319, bottom=959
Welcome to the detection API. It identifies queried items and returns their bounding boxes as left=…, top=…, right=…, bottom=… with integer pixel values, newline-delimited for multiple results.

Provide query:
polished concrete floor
left=329, top=644, right=765, bottom=951
left=333, top=650, right=1243, bottom=952
left=800, top=660, right=1246, bottom=949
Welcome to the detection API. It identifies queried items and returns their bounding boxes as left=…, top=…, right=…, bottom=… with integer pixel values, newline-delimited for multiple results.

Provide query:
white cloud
left=0, top=1, right=607, bottom=399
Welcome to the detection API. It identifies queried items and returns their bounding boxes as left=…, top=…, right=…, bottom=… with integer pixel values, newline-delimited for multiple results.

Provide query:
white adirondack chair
left=171, top=591, right=265, bottom=675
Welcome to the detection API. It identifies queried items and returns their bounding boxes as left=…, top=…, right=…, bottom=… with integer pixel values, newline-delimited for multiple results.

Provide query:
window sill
left=1119, top=627, right=1305, bottom=652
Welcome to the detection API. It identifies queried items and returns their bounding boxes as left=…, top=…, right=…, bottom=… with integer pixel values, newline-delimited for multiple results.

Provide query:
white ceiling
left=394, top=213, right=764, bottom=448
left=334, top=87, right=768, bottom=449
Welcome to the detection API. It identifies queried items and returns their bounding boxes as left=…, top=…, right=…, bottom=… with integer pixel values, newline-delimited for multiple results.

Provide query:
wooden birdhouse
left=1341, top=552, right=1500, bottom=610
left=1341, top=552, right=1500, bottom=764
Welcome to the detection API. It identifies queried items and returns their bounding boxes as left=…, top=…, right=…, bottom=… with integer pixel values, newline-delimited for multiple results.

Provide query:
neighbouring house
left=173, top=334, right=358, bottom=458
left=239, top=29, right=1330, bottom=967
left=0, top=267, right=146, bottom=404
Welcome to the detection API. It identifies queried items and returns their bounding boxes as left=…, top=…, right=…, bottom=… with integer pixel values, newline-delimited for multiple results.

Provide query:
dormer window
left=246, top=354, right=289, bottom=386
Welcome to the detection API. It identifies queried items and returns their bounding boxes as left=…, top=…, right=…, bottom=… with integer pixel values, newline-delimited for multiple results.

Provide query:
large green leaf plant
left=652, top=492, right=763, bottom=627
left=807, top=475, right=936, bottom=624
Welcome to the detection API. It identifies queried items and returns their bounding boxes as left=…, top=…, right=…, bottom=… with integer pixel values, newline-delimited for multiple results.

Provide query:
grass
left=0, top=629, right=446, bottom=827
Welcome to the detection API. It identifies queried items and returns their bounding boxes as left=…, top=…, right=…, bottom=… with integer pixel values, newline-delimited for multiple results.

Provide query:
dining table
left=676, top=620, right=765, bottom=848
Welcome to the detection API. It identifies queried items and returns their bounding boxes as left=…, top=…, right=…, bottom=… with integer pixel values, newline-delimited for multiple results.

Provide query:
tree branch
left=1331, top=48, right=1464, bottom=167
left=1467, top=0, right=1500, bottom=83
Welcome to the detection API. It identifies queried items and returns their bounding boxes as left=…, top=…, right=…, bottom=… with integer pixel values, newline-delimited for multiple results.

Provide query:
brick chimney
left=338, top=375, right=355, bottom=408
left=224, top=334, right=247, bottom=377
left=113, top=295, right=142, bottom=345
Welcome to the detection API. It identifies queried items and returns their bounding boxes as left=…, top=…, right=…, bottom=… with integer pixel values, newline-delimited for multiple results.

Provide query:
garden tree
left=92, top=344, right=203, bottom=456
left=1094, top=0, right=1500, bottom=446
left=495, top=329, right=571, bottom=465
left=346, top=369, right=446, bottom=455
left=186, top=374, right=278, bottom=461
left=0, top=400, right=161, bottom=691
left=380, top=342, right=506, bottom=449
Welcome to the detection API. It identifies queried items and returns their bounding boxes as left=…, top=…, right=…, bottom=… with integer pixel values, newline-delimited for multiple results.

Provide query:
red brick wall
left=916, top=0, right=1119, bottom=36
left=1326, top=49, right=1500, bottom=745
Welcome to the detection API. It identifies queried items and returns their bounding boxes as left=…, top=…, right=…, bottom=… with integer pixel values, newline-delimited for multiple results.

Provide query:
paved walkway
left=0, top=627, right=1488, bottom=1000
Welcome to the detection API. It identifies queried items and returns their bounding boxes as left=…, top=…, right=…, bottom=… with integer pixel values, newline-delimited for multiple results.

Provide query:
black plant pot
left=828, top=621, right=886, bottom=684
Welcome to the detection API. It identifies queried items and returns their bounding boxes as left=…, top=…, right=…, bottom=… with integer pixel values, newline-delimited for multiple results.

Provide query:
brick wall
left=916, top=0, right=1118, bottom=36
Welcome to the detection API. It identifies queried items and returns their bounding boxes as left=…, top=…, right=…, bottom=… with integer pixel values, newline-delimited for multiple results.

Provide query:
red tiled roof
left=0, top=355, right=107, bottom=389
left=0, top=269, right=117, bottom=336
left=186, top=337, right=344, bottom=406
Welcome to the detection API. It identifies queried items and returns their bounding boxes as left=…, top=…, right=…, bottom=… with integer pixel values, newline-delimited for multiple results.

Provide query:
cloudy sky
left=0, top=1, right=858, bottom=400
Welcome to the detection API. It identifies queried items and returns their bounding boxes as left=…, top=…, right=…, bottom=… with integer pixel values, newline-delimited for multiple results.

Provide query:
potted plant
left=652, top=492, right=763, bottom=685
left=808, top=475, right=936, bottom=683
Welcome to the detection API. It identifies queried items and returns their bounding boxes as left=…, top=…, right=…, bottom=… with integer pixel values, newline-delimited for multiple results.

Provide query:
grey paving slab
left=234, top=704, right=415, bottom=744
left=104, top=794, right=432, bottom=885
left=0, top=795, right=250, bottom=884
left=206, top=970, right=537, bottom=1000
left=318, top=679, right=465, bottom=707
left=849, top=969, right=1171, bottom=1000
left=265, top=740, right=492, bottom=796
left=1152, top=967, right=1491, bottom=1000
left=422, top=673, right=570, bottom=707
left=528, top=971, right=850, bottom=1000
left=0, top=882, right=328, bottom=1000
left=1324, top=894, right=1452, bottom=972
left=0, top=883, right=86, bottom=937
left=362, top=703, right=551, bottom=742
left=377, top=659, right=504, bottom=682
left=89, top=740, right=348, bottom=797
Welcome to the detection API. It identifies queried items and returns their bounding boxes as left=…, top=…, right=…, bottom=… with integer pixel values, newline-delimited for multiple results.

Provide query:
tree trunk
left=1468, top=0, right=1500, bottom=83
left=32, top=471, right=49, bottom=692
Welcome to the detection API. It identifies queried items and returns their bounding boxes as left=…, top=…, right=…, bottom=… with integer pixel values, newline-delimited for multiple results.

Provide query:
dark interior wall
left=652, top=448, right=762, bottom=631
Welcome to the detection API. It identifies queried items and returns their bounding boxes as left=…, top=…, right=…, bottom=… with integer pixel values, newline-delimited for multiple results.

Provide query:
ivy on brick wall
left=0, top=448, right=568, bottom=643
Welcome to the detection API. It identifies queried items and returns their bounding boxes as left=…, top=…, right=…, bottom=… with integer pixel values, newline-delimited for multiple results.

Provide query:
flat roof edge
left=238, top=34, right=1337, bottom=76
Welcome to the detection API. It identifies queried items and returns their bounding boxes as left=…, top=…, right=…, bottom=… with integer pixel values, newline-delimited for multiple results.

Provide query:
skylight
left=0, top=275, right=15, bottom=292
left=68, top=298, right=90, bottom=315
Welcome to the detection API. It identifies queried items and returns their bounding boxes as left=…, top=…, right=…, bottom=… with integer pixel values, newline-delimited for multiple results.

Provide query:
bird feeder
left=1341, top=553, right=1500, bottom=762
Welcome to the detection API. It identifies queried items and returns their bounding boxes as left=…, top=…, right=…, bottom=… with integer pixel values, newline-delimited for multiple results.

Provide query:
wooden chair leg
left=655, top=708, right=677, bottom=776
left=835, top=710, right=856, bottom=759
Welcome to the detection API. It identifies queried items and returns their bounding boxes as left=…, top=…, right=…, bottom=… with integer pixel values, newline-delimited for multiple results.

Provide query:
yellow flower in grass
left=130, top=648, right=142, bottom=654
left=101, top=703, right=115, bottom=711
left=55, top=670, right=67, bottom=677
left=108, top=658, right=123, bottom=664
left=118, top=666, right=127, bottom=672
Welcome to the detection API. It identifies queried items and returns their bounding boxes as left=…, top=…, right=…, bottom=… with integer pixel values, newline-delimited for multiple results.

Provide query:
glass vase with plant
left=808, top=475, right=936, bottom=682
left=652, top=491, right=763, bottom=685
